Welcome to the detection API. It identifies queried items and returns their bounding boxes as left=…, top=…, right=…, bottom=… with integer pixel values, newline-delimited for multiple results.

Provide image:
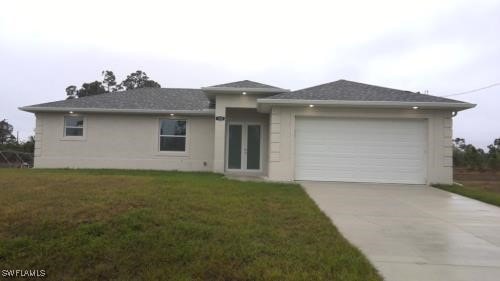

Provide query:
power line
left=441, top=82, right=500, bottom=97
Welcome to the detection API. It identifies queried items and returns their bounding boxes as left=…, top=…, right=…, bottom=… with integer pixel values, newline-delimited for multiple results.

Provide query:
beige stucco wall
left=268, top=106, right=454, bottom=185
left=32, top=102, right=454, bottom=184
left=34, top=112, right=214, bottom=171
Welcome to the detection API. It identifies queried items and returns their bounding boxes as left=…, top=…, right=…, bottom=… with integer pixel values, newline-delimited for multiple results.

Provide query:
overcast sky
left=1, top=0, right=498, bottom=148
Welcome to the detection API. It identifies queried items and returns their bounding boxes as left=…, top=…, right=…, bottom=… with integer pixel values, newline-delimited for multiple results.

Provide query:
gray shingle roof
left=266, top=80, right=466, bottom=103
left=209, top=80, right=285, bottom=90
left=23, top=88, right=210, bottom=111
left=21, top=79, right=473, bottom=114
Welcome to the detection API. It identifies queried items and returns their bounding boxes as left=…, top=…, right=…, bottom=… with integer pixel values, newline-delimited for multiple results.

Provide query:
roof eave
left=18, top=106, right=215, bottom=116
left=256, top=99, right=476, bottom=113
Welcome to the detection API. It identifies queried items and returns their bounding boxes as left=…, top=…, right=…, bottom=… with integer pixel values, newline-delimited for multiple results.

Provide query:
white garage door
left=295, top=117, right=427, bottom=184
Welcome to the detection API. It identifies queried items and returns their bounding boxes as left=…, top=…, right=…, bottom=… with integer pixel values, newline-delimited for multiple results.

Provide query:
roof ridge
left=75, top=87, right=203, bottom=96
left=290, top=79, right=344, bottom=93
left=266, top=79, right=468, bottom=104
left=294, top=79, right=442, bottom=97
left=160, top=87, right=202, bottom=90
left=207, top=80, right=286, bottom=89
left=114, top=87, right=202, bottom=91
left=336, top=79, right=418, bottom=94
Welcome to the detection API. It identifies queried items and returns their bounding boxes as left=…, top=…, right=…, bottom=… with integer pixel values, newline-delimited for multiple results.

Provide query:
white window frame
left=62, top=115, right=86, bottom=141
left=158, top=118, right=189, bottom=155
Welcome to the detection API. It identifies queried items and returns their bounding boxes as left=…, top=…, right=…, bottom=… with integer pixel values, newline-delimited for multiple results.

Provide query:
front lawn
left=0, top=169, right=381, bottom=281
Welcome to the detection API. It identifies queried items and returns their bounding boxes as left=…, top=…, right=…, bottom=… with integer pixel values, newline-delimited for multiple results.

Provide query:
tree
left=66, top=85, right=78, bottom=99
left=65, top=70, right=161, bottom=99
left=486, top=138, right=500, bottom=171
left=77, top=81, right=107, bottom=98
left=453, top=138, right=466, bottom=150
left=102, top=70, right=122, bottom=92
left=142, top=80, right=161, bottom=88
left=452, top=138, right=486, bottom=170
left=22, top=135, right=35, bottom=153
left=120, top=70, right=161, bottom=90
left=0, top=119, right=16, bottom=145
left=464, top=144, right=485, bottom=171
left=452, top=138, right=466, bottom=167
left=0, top=120, right=34, bottom=154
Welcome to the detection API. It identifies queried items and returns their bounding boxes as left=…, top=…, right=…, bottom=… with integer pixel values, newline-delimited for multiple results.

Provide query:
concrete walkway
left=301, top=181, right=500, bottom=281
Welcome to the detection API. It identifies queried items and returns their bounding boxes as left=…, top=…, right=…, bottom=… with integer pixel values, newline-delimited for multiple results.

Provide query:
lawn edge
left=432, top=183, right=500, bottom=208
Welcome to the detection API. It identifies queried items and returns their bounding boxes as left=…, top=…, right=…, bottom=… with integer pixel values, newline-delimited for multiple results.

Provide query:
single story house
left=20, top=79, right=475, bottom=185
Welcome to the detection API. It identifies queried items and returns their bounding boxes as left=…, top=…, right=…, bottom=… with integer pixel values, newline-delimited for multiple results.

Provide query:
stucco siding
left=34, top=113, right=43, bottom=158
left=269, top=107, right=281, bottom=163
left=34, top=113, right=214, bottom=171
left=268, top=106, right=454, bottom=185
left=32, top=105, right=454, bottom=184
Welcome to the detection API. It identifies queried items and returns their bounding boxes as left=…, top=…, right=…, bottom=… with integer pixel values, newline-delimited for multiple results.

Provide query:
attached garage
left=259, top=80, right=475, bottom=185
left=294, top=117, right=428, bottom=184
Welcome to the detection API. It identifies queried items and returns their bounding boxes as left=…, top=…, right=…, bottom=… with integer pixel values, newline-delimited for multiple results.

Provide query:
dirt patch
left=454, top=168, right=500, bottom=193
left=454, top=168, right=499, bottom=181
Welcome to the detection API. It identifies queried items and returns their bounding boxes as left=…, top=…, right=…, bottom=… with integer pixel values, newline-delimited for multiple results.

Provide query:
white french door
left=226, top=122, right=262, bottom=171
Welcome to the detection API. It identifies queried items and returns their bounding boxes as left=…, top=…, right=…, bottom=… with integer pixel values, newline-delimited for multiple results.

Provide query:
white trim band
left=19, top=107, right=216, bottom=115
left=257, top=99, right=476, bottom=110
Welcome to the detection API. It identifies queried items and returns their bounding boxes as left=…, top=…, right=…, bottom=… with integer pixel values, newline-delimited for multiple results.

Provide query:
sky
left=1, top=0, right=498, bottom=148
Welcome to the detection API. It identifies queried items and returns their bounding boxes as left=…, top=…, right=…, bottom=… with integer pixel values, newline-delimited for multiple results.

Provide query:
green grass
left=433, top=183, right=500, bottom=207
left=0, top=169, right=381, bottom=281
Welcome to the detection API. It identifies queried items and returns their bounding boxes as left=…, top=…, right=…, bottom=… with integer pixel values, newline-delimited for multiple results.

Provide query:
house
left=19, top=79, right=475, bottom=185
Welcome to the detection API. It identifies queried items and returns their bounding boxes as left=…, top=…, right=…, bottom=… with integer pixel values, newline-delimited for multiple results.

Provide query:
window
left=64, top=116, right=84, bottom=137
left=159, top=119, right=187, bottom=152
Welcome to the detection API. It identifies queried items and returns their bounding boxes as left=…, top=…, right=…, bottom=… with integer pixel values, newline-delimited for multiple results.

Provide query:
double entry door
left=226, top=122, right=262, bottom=171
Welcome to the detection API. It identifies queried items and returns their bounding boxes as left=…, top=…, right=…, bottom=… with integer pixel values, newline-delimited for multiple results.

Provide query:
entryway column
left=213, top=103, right=226, bottom=173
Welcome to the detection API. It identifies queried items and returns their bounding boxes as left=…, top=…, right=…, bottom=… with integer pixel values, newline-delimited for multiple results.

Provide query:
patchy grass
left=0, top=169, right=381, bottom=281
left=433, top=184, right=500, bottom=207
left=434, top=169, right=500, bottom=207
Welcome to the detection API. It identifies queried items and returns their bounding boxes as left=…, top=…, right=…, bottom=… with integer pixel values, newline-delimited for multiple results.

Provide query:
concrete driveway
left=301, top=182, right=500, bottom=281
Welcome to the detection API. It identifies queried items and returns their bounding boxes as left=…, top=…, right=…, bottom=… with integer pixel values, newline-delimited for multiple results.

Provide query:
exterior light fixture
left=69, top=111, right=74, bottom=114
left=242, top=92, right=247, bottom=95
left=309, top=104, right=314, bottom=108
left=412, top=106, right=419, bottom=110
left=170, top=113, right=175, bottom=116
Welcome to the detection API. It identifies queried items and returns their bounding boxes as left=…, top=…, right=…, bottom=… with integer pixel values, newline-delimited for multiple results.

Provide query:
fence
left=0, top=151, right=34, bottom=168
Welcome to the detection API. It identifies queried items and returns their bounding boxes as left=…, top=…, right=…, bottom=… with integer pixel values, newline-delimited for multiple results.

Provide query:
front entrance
left=226, top=122, right=262, bottom=171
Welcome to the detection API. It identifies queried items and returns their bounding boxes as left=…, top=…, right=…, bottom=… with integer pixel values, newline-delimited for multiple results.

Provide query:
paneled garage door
left=295, top=117, right=427, bottom=184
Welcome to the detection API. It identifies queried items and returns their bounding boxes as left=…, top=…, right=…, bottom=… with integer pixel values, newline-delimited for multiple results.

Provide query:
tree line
left=453, top=138, right=500, bottom=171
left=65, top=70, right=161, bottom=99
left=0, top=119, right=35, bottom=153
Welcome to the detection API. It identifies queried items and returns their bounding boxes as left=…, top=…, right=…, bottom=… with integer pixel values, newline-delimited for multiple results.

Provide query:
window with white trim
left=64, top=116, right=84, bottom=136
left=159, top=119, right=187, bottom=152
